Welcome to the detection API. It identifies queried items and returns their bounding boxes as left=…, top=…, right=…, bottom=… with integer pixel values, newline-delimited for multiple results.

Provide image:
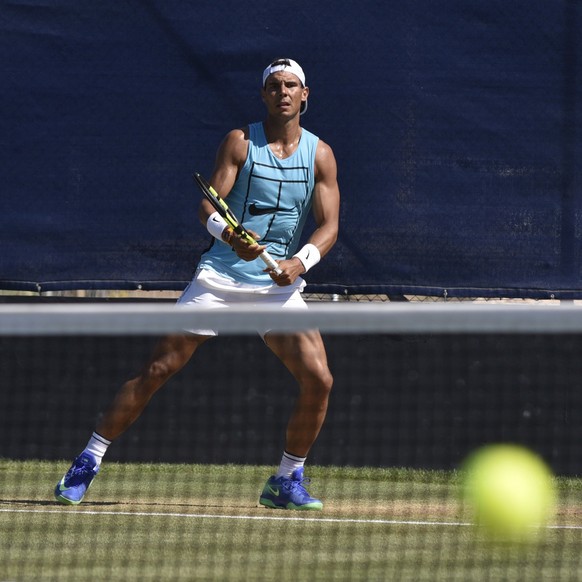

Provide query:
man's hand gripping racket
left=193, top=172, right=282, bottom=275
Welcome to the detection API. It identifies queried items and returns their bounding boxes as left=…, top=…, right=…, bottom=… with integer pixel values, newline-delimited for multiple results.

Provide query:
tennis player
left=55, top=58, right=340, bottom=511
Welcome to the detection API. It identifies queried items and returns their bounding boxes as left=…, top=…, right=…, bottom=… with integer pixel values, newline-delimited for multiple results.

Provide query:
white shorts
left=176, top=267, right=308, bottom=337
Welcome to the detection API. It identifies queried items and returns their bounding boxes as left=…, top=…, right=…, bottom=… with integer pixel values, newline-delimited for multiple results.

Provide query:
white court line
left=1, top=507, right=581, bottom=530
left=0, top=507, right=469, bottom=526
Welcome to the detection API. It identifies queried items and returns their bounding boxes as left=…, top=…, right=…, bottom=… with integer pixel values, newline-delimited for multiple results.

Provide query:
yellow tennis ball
left=462, top=444, right=556, bottom=542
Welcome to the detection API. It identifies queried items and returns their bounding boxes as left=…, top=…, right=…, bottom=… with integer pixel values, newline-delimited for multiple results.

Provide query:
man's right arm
left=197, top=129, right=247, bottom=225
left=198, top=128, right=265, bottom=262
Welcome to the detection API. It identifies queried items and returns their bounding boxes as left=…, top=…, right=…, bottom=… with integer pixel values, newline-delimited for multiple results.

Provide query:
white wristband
left=293, top=243, right=321, bottom=273
left=206, top=212, right=229, bottom=241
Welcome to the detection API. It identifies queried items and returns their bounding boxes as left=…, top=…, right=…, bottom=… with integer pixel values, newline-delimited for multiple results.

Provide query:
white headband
left=262, top=58, right=308, bottom=114
left=262, top=58, right=306, bottom=87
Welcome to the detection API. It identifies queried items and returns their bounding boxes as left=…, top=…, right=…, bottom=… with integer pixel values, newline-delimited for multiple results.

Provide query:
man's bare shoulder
left=315, top=138, right=335, bottom=159
left=219, top=126, right=250, bottom=165
left=223, top=126, right=250, bottom=145
left=314, top=139, right=338, bottom=178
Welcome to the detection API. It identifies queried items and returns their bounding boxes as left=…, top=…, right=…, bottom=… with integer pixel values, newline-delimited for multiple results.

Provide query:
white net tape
left=1, top=302, right=581, bottom=335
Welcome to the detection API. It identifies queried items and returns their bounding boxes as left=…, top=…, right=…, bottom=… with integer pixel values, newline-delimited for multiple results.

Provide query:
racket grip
left=260, top=250, right=282, bottom=275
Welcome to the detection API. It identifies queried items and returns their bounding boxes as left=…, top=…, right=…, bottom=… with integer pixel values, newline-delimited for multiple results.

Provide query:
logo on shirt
left=249, top=203, right=283, bottom=216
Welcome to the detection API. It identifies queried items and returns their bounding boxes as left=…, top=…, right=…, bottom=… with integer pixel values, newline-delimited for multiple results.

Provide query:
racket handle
left=260, top=250, right=282, bottom=275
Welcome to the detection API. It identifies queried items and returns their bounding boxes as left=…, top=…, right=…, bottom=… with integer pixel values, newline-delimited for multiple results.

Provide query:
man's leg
left=259, top=330, right=333, bottom=510
left=265, top=330, right=333, bottom=456
left=55, top=333, right=209, bottom=505
left=96, top=334, right=209, bottom=440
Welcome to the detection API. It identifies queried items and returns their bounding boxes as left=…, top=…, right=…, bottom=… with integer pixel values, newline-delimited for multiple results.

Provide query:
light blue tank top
left=199, top=122, right=319, bottom=285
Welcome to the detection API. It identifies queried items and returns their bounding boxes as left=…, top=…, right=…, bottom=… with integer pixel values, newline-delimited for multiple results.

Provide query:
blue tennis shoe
left=259, top=467, right=323, bottom=510
left=54, top=453, right=99, bottom=505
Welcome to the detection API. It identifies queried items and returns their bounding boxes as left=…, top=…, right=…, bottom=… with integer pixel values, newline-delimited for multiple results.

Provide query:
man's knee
left=306, top=366, right=333, bottom=397
left=144, top=359, right=175, bottom=383
left=141, top=336, right=201, bottom=385
left=143, top=352, right=189, bottom=385
left=320, top=368, right=334, bottom=393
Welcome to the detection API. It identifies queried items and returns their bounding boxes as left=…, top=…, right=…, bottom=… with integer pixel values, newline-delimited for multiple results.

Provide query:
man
left=54, top=58, right=340, bottom=511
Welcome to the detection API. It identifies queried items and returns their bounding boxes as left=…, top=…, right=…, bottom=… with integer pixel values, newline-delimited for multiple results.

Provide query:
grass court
left=1, top=460, right=581, bottom=581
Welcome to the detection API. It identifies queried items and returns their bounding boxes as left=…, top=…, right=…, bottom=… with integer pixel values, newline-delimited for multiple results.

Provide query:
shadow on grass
left=0, top=498, right=261, bottom=511
left=0, top=499, right=121, bottom=507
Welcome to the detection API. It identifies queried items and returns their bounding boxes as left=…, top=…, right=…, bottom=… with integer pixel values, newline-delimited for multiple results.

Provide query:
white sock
left=276, top=451, right=306, bottom=478
left=83, top=432, right=111, bottom=466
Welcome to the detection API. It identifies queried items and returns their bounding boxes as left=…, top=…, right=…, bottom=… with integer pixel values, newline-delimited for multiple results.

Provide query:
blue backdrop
left=1, top=1, right=580, bottom=297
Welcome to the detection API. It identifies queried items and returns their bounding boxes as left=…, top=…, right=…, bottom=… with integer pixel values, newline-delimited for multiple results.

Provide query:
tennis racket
left=193, top=172, right=282, bottom=274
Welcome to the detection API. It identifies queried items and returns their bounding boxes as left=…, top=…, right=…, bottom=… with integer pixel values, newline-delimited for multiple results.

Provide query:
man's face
left=262, top=71, right=309, bottom=117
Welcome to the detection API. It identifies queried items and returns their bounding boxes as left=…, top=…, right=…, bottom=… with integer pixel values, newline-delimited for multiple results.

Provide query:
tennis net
left=1, top=301, right=581, bottom=581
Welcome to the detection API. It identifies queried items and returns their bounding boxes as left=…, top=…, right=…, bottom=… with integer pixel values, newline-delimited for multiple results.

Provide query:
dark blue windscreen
left=1, top=1, right=580, bottom=297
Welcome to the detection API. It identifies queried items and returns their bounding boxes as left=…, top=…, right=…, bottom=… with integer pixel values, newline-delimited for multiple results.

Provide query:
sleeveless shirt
left=198, top=122, right=319, bottom=285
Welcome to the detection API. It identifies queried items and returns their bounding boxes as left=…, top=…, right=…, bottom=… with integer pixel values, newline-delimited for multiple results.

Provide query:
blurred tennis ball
left=462, top=444, right=556, bottom=542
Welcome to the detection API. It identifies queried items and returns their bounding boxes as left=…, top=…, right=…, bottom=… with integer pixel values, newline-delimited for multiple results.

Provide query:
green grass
left=1, top=459, right=581, bottom=581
